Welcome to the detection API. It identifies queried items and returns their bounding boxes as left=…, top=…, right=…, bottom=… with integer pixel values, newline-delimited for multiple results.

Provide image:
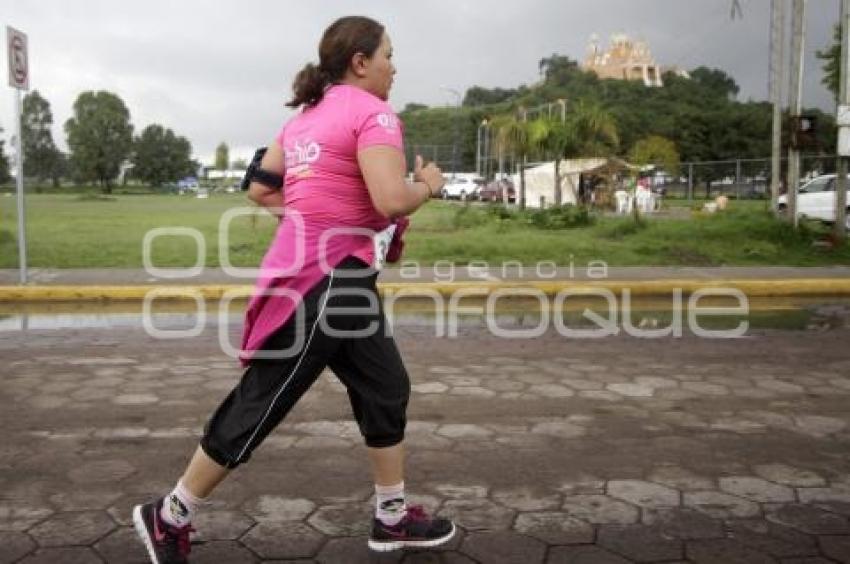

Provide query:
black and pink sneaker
left=132, top=498, right=195, bottom=564
left=368, top=504, right=456, bottom=552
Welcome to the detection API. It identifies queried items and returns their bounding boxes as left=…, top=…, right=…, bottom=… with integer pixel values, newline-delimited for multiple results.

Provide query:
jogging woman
left=133, top=16, right=453, bottom=563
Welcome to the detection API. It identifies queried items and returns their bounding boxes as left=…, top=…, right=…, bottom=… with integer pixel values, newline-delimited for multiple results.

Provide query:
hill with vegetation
left=399, top=55, right=836, bottom=172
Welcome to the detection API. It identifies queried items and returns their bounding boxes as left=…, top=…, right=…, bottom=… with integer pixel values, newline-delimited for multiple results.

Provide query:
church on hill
left=582, top=33, right=688, bottom=88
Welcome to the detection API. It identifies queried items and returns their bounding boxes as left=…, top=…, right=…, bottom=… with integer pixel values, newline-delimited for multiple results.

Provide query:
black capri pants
left=201, top=256, right=410, bottom=469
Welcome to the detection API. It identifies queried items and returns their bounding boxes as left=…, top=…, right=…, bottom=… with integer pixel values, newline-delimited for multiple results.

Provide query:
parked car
left=441, top=175, right=483, bottom=201
left=478, top=179, right=516, bottom=203
left=776, top=174, right=850, bottom=230
left=178, top=177, right=200, bottom=191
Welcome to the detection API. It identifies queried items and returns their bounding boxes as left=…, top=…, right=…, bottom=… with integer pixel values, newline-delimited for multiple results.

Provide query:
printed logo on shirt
left=285, top=138, right=321, bottom=179
left=376, top=113, right=398, bottom=132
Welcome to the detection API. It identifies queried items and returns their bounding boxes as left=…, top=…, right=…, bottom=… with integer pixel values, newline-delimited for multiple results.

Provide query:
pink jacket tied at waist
left=238, top=215, right=408, bottom=366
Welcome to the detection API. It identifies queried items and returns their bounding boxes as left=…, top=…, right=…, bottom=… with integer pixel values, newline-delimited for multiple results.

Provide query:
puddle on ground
left=1, top=296, right=848, bottom=333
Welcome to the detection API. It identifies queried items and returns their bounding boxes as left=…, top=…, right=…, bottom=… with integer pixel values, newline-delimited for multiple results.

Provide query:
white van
left=777, top=174, right=850, bottom=230
left=441, top=174, right=484, bottom=201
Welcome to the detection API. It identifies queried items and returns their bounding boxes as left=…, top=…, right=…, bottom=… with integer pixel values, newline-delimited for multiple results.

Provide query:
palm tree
left=569, top=100, right=619, bottom=158
left=493, top=114, right=533, bottom=210
left=568, top=101, right=619, bottom=206
left=527, top=101, right=619, bottom=206
left=528, top=118, right=572, bottom=206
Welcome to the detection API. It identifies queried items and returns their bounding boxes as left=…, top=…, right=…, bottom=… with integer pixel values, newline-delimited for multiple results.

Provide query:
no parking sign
left=7, top=26, right=29, bottom=90
left=7, top=25, right=29, bottom=283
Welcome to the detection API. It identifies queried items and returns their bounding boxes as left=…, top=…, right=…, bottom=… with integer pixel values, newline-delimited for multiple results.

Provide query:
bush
left=451, top=204, right=488, bottom=229
left=452, top=203, right=596, bottom=231
left=694, top=208, right=821, bottom=249
left=521, top=205, right=596, bottom=230
left=75, top=194, right=117, bottom=202
left=485, top=204, right=513, bottom=221
left=598, top=217, right=649, bottom=239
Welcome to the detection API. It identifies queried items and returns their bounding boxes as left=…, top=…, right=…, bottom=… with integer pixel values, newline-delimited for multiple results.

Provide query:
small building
left=205, top=168, right=244, bottom=181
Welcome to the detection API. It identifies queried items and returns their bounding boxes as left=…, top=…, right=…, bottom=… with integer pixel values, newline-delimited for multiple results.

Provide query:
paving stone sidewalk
left=1, top=323, right=850, bottom=563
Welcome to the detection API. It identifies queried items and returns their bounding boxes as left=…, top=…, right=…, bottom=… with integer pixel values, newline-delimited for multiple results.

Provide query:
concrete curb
left=2, top=278, right=850, bottom=302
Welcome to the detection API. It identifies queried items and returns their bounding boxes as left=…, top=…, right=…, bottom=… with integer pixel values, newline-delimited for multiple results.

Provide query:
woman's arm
left=247, top=141, right=285, bottom=216
left=358, top=146, right=444, bottom=219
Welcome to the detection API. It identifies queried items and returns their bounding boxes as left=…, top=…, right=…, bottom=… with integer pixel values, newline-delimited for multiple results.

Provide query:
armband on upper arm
left=240, top=147, right=284, bottom=191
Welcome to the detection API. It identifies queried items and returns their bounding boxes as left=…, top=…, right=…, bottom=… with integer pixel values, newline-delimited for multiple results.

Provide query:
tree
left=816, top=23, right=840, bottom=103
left=689, top=67, right=740, bottom=99
left=65, top=91, right=133, bottom=192
left=530, top=101, right=619, bottom=205
left=462, top=86, right=518, bottom=107
left=132, top=124, right=195, bottom=186
left=22, top=90, right=62, bottom=184
left=215, top=142, right=229, bottom=171
left=0, top=126, right=10, bottom=184
left=528, top=117, right=565, bottom=203
left=537, top=54, right=580, bottom=83
left=493, top=114, right=533, bottom=209
left=628, top=135, right=679, bottom=219
left=566, top=100, right=619, bottom=157
left=629, top=135, right=680, bottom=176
left=402, top=102, right=428, bottom=112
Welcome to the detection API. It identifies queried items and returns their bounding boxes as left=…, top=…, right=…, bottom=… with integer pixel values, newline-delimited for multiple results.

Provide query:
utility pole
left=482, top=120, right=491, bottom=180
left=835, top=0, right=849, bottom=240
left=476, top=122, right=482, bottom=177
left=786, top=0, right=806, bottom=228
left=769, top=0, right=784, bottom=217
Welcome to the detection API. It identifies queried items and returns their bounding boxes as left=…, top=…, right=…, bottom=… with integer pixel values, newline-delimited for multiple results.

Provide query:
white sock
left=160, top=479, right=205, bottom=528
left=375, top=481, right=406, bottom=526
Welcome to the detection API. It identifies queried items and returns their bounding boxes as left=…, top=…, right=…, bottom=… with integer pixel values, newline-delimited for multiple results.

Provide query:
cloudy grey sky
left=1, top=0, right=840, bottom=165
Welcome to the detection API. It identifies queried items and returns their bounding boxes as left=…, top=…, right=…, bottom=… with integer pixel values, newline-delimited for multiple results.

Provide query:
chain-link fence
left=406, top=144, right=464, bottom=175
left=405, top=144, right=521, bottom=180
left=652, top=155, right=838, bottom=200
left=390, top=146, right=840, bottom=201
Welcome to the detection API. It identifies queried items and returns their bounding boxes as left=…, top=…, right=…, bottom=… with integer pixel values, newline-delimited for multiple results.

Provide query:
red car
left=478, top=179, right=515, bottom=203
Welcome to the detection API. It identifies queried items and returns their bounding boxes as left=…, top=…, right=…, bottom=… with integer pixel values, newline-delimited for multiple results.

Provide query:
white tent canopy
left=512, top=157, right=634, bottom=208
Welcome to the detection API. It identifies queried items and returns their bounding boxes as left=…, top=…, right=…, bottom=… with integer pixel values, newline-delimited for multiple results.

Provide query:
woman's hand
left=413, top=155, right=445, bottom=197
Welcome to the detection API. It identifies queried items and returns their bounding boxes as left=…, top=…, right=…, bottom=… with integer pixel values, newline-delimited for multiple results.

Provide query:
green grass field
left=0, top=192, right=847, bottom=268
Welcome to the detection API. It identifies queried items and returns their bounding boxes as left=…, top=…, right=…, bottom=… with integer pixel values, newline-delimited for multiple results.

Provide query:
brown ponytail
left=286, top=16, right=385, bottom=109
left=287, top=63, right=330, bottom=108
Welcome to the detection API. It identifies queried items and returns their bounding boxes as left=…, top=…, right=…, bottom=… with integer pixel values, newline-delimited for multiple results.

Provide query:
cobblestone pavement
left=1, top=323, right=850, bottom=563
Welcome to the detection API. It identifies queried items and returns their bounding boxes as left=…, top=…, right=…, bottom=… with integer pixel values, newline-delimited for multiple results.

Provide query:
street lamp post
left=443, top=87, right=461, bottom=176
left=476, top=119, right=489, bottom=178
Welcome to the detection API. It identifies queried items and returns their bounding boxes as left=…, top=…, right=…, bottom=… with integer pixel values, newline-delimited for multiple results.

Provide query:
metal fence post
left=735, top=159, right=741, bottom=200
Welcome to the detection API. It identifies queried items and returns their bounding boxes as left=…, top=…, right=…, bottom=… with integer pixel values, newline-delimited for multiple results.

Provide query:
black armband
left=240, top=147, right=284, bottom=191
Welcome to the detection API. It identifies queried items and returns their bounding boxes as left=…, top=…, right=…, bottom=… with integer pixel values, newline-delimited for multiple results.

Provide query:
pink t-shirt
left=239, top=84, right=406, bottom=365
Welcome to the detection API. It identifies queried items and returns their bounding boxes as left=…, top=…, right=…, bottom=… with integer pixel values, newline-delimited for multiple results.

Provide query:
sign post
left=7, top=26, right=29, bottom=284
